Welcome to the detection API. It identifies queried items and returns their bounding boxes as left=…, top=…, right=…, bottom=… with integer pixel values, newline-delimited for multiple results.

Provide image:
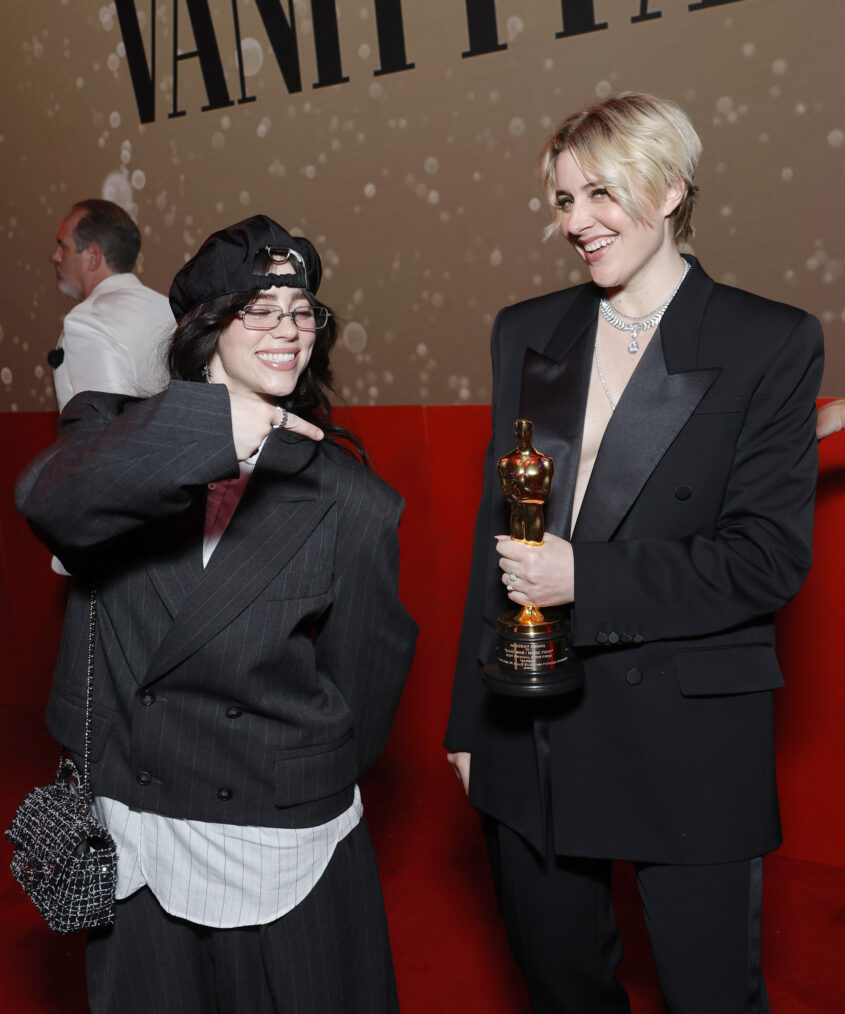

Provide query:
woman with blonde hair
left=446, top=94, right=823, bottom=1012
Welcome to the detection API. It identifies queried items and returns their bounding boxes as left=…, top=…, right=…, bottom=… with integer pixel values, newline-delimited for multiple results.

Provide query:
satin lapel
left=144, top=431, right=332, bottom=683
left=573, top=318, right=720, bottom=542
left=518, top=285, right=599, bottom=539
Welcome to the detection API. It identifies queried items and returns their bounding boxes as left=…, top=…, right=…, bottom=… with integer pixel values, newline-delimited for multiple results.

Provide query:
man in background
left=49, top=198, right=174, bottom=411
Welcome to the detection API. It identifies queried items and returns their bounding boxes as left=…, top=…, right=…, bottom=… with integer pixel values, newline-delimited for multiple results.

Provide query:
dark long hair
left=167, top=289, right=368, bottom=463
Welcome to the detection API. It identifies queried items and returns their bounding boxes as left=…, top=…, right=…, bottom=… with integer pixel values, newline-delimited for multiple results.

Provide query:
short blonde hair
left=540, top=92, right=701, bottom=243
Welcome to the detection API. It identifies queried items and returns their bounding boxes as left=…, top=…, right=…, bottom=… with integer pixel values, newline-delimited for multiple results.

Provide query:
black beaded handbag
left=6, top=589, right=117, bottom=933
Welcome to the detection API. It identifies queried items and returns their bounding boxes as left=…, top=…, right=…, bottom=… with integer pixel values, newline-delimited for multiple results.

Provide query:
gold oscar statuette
left=482, top=419, right=584, bottom=697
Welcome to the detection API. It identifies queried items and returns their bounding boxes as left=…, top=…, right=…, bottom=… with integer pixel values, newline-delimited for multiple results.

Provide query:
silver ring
left=506, top=583, right=514, bottom=592
left=509, top=573, right=517, bottom=583
left=273, top=407, right=289, bottom=430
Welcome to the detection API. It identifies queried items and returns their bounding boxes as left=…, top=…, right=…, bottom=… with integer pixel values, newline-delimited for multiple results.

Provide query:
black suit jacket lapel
left=573, top=258, right=721, bottom=541
left=144, top=431, right=333, bottom=684
left=518, top=284, right=598, bottom=539
left=143, top=494, right=206, bottom=618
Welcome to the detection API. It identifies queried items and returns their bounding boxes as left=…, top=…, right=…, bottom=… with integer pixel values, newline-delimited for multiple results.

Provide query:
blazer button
left=217, top=787, right=233, bottom=801
left=608, top=632, right=620, bottom=644
left=620, top=632, right=632, bottom=644
left=136, top=771, right=152, bottom=786
left=596, top=632, right=608, bottom=644
left=626, top=668, right=643, bottom=686
left=225, top=706, right=243, bottom=719
left=674, top=485, right=692, bottom=500
left=633, top=633, right=645, bottom=644
left=139, top=690, right=156, bottom=707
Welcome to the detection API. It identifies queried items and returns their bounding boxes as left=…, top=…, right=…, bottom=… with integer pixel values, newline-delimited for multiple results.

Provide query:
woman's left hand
left=817, top=398, right=845, bottom=440
left=496, top=532, right=575, bottom=607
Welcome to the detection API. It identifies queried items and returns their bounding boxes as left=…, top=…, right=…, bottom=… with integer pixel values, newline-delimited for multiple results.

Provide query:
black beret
left=168, top=214, right=322, bottom=320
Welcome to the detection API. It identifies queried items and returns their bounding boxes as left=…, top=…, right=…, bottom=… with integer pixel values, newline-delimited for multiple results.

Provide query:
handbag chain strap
left=80, top=586, right=97, bottom=813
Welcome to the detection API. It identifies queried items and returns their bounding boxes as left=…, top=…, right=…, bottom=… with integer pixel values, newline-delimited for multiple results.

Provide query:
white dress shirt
left=53, top=272, right=175, bottom=411
left=94, top=444, right=362, bottom=927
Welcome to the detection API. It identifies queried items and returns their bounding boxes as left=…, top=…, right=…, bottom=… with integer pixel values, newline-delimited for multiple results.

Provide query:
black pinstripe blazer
left=445, top=257, right=823, bottom=863
left=17, top=382, right=418, bottom=829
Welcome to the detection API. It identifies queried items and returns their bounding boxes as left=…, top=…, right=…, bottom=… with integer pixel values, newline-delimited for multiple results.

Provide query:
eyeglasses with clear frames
left=238, top=304, right=331, bottom=332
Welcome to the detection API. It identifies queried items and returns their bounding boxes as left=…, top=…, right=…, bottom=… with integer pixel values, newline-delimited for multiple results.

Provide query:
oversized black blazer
left=17, top=381, right=418, bottom=829
left=445, top=257, right=823, bottom=864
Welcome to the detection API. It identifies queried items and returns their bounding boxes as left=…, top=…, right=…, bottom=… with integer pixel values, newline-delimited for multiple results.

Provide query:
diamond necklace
left=599, top=260, right=691, bottom=354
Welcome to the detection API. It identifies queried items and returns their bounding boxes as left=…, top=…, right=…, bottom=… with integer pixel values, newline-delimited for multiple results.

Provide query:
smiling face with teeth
left=554, top=148, right=685, bottom=305
left=208, top=279, right=317, bottom=404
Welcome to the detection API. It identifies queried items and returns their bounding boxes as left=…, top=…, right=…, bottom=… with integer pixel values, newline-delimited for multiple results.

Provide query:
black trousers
left=496, top=822, right=769, bottom=1014
left=86, top=821, right=398, bottom=1014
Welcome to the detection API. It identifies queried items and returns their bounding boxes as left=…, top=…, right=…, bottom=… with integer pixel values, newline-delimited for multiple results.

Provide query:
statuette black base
left=482, top=607, right=584, bottom=697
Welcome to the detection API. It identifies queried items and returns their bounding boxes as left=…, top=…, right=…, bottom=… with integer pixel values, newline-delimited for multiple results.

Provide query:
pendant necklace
left=599, top=260, right=691, bottom=354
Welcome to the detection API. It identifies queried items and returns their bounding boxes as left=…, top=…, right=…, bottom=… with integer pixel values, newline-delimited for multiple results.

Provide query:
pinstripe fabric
left=16, top=383, right=417, bottom=831
left=86, top=822, right=398, bottom=1014
left=17, top=383, right=416, bottom=1009
left=84, top=439, right=365, bottom=930
left=93, top=788, right=362, bottom=926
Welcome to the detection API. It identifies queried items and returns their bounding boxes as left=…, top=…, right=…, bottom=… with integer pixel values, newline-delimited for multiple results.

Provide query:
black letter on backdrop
left=689, top=0, right=746, bottom=9
left=685, top=0, right=746, bottom=8
left=231, top=0, right=258, bottom=105
left=556, top=0, right=608, bottom=38
left=169, top=0, right=234, bottom=119
left=114, top=0, right=156, bottom=124
left=631, top=1, right=661, bottom=23
left=374, top=0, right=415, bottom=75
left=253, top=0, right=303, bottom=93
left=462, top=0, right=507, bottom=58
left=312, top=0, right=349, bottom=88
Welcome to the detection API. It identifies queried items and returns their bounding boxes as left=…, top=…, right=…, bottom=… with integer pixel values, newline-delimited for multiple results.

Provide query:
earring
left=202, top=363, right=213, bottom=381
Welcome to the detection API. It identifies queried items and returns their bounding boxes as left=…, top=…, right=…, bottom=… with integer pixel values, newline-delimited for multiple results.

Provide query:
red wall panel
left=1, top=404, right=843, bottom=880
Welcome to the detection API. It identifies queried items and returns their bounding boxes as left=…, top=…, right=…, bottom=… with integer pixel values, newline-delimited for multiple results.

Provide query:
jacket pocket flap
left=45, top=687, right=114, bottom=762
left=274, top=729, right=355, bottom=807
left=675, top=645, right=784, bottom=697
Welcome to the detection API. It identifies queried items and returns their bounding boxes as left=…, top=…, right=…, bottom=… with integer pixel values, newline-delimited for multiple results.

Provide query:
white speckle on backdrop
left=343, top=322, right=368, bottom=353
left=102, top=172, right=132, bottom=209
left=239, top=38, right=264, bottom=77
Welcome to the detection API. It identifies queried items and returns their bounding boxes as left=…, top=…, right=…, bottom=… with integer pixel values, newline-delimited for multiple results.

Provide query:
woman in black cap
left=17, top=215, right=418, bottom=1013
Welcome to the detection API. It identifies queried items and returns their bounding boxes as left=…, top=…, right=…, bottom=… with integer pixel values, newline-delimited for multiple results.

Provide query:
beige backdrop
left=1, top=0, right=842, bottom=411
